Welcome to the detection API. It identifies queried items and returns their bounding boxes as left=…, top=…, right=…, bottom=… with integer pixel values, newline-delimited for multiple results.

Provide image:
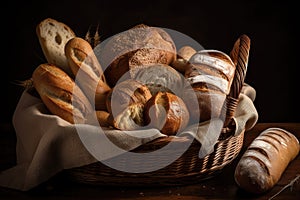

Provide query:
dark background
left=2, top=0, right=299, bottom=124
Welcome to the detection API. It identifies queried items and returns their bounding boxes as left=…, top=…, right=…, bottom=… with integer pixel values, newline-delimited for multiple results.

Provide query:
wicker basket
left=66, top=34, right=251, bottom=186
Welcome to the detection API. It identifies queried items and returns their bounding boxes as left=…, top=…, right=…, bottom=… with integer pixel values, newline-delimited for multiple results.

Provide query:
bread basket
left=65, top=34, right=251, bottom=186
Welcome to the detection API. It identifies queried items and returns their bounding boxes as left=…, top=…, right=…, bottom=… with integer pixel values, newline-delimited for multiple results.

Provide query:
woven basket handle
left=223, top=34, right=251, bottom=128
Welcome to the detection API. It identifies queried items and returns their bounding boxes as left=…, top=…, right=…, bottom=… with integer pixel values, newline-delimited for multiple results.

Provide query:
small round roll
left=106, top=79, right=152, bottom=130
left=144, top=91, right=190, bottom=135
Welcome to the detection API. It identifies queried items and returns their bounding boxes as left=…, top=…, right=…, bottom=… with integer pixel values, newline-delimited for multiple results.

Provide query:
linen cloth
left=0, top=84, right=258, bottom=191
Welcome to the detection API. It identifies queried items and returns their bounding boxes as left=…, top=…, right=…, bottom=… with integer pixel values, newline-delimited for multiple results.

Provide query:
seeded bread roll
left=234, top=127, right=300, bottom=194
left=36, top=18, right=76, bottom=76
left=65, top=37, right=111, bottom=111
left=32, top=63, right=93, bottom=124
left=102, top=24, right=177, bottom=87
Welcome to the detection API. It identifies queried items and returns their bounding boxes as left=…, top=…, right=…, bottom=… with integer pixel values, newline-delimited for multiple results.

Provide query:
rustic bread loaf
left=102, top=24, right=177, bottom=87
left=31, top=63, right=93, bottom=124
left=36, top=18, right=76, bottom=76
left=183, top=50, right=236, bottom=123
left=65, top=37, right=111, bottom=111
left=234, top=127, right=300, bottom=194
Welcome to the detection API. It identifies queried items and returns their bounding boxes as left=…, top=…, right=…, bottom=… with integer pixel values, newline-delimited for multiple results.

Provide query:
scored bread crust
left=32, top=63, right=93, bottom=124
left=36, top=18, right=76, bottom=76
left=144, top=91, right=190, bottom=135
left=234, top=128, right=300, bottom=194
left=65, top=37, right=111, bottom=110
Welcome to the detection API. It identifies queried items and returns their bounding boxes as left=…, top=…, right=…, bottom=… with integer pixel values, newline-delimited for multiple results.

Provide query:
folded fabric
left=0, top=84, right=258, bottom=191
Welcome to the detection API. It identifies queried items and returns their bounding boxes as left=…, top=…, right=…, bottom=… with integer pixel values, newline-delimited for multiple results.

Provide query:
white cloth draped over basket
left=0, top=84, right=258, bottom=191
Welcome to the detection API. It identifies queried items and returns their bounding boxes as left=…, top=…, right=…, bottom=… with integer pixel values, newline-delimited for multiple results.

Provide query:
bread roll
left=65, top=37, right=111, bottom=110
left=102, top=24, right=176, bottom=87
left=234, top=127, right=300, bottom=194
left=95, top=110, right=113, bottom=127
left=144, top=91, right=190, bottom=135
left=171, top=45, right=196, bottom=73
left=106, top=79, right=152, bottom=130
left=183, top=50, right=236, bottom=123
left=32, top=63, right=93, bottom=124
left=113, top=103, right=145, bottom=131
left=132, top=63, right=185, bottom=96
left=106, top=79, right=152, bottom=116
left=36, top=18, right=76, bottom=76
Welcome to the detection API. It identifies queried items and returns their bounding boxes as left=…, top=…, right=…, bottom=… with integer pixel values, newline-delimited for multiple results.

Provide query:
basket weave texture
left=66, top=34, right=251, bottom=186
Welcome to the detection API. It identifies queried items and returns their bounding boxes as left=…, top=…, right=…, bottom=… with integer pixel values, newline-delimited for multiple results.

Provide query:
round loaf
left=32, top=63, right=93, bottom=124
left=234, top=127, right=300, bottom=194
left=102, top=24, right=177, bottom=87
left=144, top=91, right=190, bottom=135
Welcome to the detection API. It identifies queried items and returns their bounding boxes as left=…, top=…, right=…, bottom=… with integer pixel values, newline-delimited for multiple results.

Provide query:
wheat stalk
left=268, top=174, right=300, bottom=200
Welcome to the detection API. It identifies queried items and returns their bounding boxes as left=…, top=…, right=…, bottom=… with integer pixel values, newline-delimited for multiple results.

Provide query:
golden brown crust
left=65, top=37, right=111, bottom=110
left=32, top=63, right=93, bottom=124
left=182, top=87, right=226, bottom=123
left=102, top=24, right=177, bottom=87
left=106, top=79, right=152, bottom=116
left=144, top=92, right=190, bottom=135
left=171, top=46, right=197, bottom=73
left=36, top=18, right=76, bottom=76
left=234, top=128, right=300, bottom=194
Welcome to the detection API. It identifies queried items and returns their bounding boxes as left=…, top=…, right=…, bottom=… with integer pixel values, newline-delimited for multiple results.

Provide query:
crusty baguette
left=36, top=18, right=76, bottom=76
left=234, top=127, right=300, bottom=194
left=32, top=63, right=93, bottom=124
left=65, top=37, right=111, bottom=110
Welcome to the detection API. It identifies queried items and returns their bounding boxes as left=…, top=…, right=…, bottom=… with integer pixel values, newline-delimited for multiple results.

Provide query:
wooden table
left=0, top=123, right=299, bottom=199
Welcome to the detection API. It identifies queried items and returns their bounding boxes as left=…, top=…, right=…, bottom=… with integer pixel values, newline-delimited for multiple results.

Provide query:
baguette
left=65, top=37, right=111, bottom=111
left=32, top=63, right=93, bottom=124
left=36, top=18, right=76, bottom=76
left=234, top=127, right=300, bottom=194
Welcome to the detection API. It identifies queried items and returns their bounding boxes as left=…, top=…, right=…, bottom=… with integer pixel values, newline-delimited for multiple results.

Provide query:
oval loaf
left=234, top=127, right=300, bottom=194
